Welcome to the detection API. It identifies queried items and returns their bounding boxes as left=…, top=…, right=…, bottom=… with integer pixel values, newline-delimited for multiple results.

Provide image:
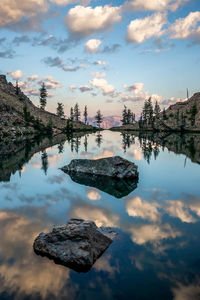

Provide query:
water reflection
left=64, top=171, right=138, bottom=198
left=0, top=130, right=200, bottom=299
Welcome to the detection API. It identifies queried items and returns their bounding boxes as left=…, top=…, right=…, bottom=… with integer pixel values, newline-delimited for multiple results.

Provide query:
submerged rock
left=61, top=156, right=139, bottom=180
left=33, top=218, right=117, bottom=272
left=66, top=172, right=138, bottom=198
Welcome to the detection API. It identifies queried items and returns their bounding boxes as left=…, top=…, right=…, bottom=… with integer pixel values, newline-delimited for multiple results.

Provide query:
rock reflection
left=65, top=172, right=138, bottom=198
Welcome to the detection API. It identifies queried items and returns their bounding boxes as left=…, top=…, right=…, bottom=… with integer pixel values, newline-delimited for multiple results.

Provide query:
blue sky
left=0, top=0, right=199, bottom=117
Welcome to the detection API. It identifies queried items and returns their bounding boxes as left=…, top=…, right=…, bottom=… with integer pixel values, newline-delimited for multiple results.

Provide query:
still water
left=0, top=130, right=200, bottom=300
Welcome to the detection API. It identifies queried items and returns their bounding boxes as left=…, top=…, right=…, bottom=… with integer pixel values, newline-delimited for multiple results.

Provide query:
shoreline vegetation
left=0, top=74, right=100, bottom=141
left=110, top=92, right=200, bottom=133
left=1, top=73, right=200, bottom=141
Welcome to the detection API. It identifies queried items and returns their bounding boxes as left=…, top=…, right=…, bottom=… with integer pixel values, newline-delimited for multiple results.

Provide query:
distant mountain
left=88, top=116, right=122, bottom=129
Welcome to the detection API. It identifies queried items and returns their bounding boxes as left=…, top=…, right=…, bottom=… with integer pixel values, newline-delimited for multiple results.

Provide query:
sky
left=0, top=0, right=200, bottom=118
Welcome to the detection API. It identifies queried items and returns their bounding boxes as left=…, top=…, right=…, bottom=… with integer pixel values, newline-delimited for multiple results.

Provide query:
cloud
left=0, top=0, right=48, bottom=29
left=101, top=43, right=121, bottom=53
left=27, top=74, right=40, bottom=81
left=128, top=223, right=180, bottom=245
left=165, top=200, right=196, bottom=223
left=126, top=196, right=160, bottom=222
left=12, top=35, right=30, bottom=46
left=127, top=13, right=166, bottom=43
left=85, top=39, right=102, bottom=53
left=89, top=77, right=115, bottom=95
left=90, top=72, right=106, bottom=78
left=169, top=11, right=200, bottom=42
left=0, top=49, right=15, bottom=59
left=65, top=5, right=122, bottom=37
left=86, top=188, right=101, bottom=201
left=126, top=0, right=189, bottom=12
left=7, top=69, right=23, bottom=79
left=43, top=56, right=86, bottom=72
left=79, top=85, right=93, bottom=92
left=50, top=0, right=90, bottom=5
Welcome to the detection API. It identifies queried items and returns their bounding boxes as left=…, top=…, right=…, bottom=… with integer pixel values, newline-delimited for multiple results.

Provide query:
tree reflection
left=41, top=151, right=48, bottom=175
left=121, top=133, right=135, bottom=152
left=95, top=132, right=103, bottom=148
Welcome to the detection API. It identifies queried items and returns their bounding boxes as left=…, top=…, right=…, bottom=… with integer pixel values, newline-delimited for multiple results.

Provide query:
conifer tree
left=154, top=101, right=161, bottom=119
left=40, top=82, right=47, bottom=110
left=163, top=108, right=167, bottom=120
left=15, top=81, right=20, bottom=95
left=70, top=107, right=74, bottom=121
left=57, top=103, right=65, bottom=118
left=122, top=106, right=128, bottom=125
left=74, top=103, right=80, bottom=121
left=84, top=105, right=88, bottom=124
left=95, top=110, right=103, bottom=128
left=190, top=103, right=197, bottom=126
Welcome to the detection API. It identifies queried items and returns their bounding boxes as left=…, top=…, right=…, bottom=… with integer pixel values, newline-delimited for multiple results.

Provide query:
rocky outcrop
left=61, top=156, right=139, bottom=179
left=33, top=218, right=117, bottom=272
left=0, top=74, right=95, bottom=139
left=110, top=93, right=200, bottom=132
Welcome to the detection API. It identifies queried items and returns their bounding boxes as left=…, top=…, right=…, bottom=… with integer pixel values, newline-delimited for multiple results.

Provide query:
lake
left=0, top=130, right=200, bottom=300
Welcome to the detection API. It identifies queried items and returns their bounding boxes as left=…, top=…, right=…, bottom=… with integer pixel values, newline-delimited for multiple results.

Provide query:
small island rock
left=33, top=218, right=117, bottom=272
left=61, top=156, right=138, bottom=180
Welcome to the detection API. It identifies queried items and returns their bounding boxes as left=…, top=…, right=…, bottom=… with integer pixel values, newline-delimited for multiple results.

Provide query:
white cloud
left=7, top=70, right=23, bottom=79
left=0, top=0, right=48, bottom=27
left=50, top=0, right=90, bottom=5
left=85, top=39, right=102, bottom=53
left=165, top=200, right=196, bottom=223
left=127, top=13, right=166, bottom=43
left=90, top=72, right=106, bottom=78
left=27, top=74, right=39, bottom=81
left=65, top=5, right=122, bottom=36
left=169, top=11, right=200, bottom=40
left=87, top=188, right=101, bottom=200
left=89, top=77, right=115, bottom=95
left=126, top=196, right=160, bottom=222
left=126, top=0, right=189, bottom=12
left=128, top=223, right=180, bottom=245
left=95, top=60, right=107, bottom=66
left=69, top=85, right=77, bottom=91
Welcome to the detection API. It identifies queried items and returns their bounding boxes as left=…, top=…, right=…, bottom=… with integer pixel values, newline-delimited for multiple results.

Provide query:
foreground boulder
left=33, top=218, right=117, bottom=272
left=66, top=172, right=138, bottom=198
left=61, top=156, right=138, bottom=180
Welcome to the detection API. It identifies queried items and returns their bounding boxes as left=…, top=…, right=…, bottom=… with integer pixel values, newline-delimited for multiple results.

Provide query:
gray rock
left=61, top=156, right=138, bottom=180
left=33, top=218, right=117, bottom=272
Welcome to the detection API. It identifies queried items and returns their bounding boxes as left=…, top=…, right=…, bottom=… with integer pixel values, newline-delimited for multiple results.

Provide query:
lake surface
left=0, top=130, right=200, bottom=300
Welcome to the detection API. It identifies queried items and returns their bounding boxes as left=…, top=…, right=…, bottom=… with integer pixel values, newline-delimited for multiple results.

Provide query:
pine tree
left=74, top=103, right=80, bottom=121
left=127, top=109, right=132, bottom=124
left=122, top=106, right=128, bottom=125
left=40, top=83, right=47, bottom=110
left=147, top=97, right=153, bottom=124
left=163, top=108, right=167, bottom=120
left=57, top=103, right=65, bottom=118
left=70, top=107, right=74, bottom=121
left=154, top=101, right=161, bottom=119
left=131, top=113, right=135, bottom=123
left=15, top=81, right=20, bottom=95
left=95, top=110, right=103, bottom=128
left=84, top=105, right=88, bottom=124
left=190, top=102, right=197, bottom=126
